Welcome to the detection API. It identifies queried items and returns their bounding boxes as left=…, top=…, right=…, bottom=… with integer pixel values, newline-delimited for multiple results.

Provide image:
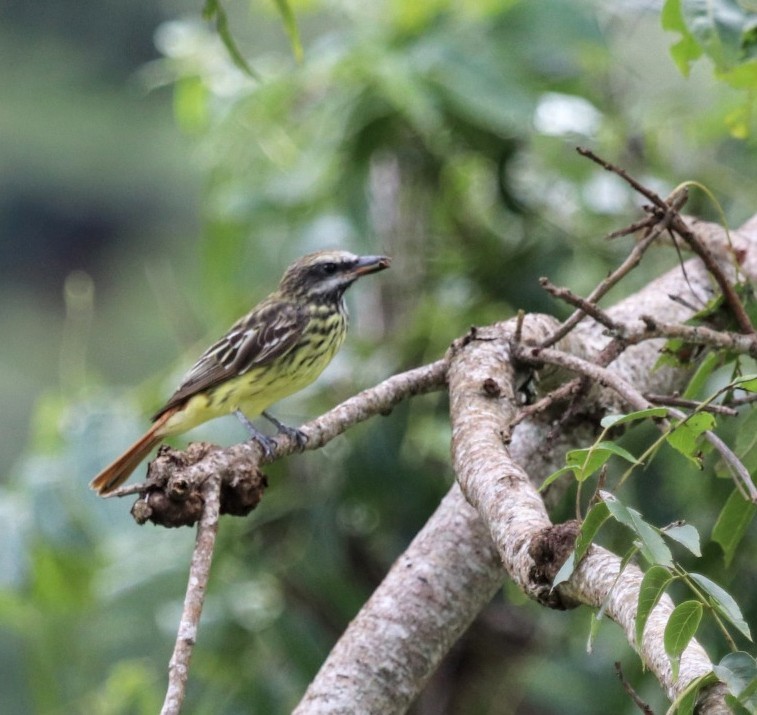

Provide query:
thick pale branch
left=449, top=317, right=556, bottom=600
left=565, top=547, right=729, bottom=710
left=447, top=316, right=724, bottom=705
left=293, top=485, right=503, bottom=715
left=294, top=213, right=757, bottom=715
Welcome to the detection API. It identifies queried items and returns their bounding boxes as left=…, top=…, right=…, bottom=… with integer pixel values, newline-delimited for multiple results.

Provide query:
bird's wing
left=153, top=298, right=307, bottom=418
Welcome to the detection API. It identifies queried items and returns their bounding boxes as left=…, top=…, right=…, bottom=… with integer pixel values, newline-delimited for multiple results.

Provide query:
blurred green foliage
left=3, top=0, right=757, bottom=713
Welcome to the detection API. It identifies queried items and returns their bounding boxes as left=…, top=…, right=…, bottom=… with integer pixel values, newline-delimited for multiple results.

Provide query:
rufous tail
left=89, top=409, right=175, bottom=495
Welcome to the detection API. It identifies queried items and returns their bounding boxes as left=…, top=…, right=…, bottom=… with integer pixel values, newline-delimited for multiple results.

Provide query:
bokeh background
left=2, top=0, right=757, bottom=713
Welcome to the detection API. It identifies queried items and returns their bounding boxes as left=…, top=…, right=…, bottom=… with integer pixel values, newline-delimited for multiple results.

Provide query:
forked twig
left=578, top=146, right=754, bottom=336
left=540, top=184, right=684, bottom=348
left=644, top=394, right=738, bottom=417
left=540, top=278, right=621, bottom=332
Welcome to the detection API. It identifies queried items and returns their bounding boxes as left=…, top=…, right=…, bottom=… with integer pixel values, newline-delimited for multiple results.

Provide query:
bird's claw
left=284, top=426, right=308, bottom=451
left=235, top=409, right=307, bottom=457
left=262, top=411, right=308, bottom=451
left=251, top=432, right=278, bottom=459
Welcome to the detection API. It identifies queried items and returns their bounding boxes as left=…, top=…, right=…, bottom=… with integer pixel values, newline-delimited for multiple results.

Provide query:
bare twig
left=644, top=394, right=738, bottom=417
left=512, top=375, right=584, bottom=425
left=541, top=215, right=674, bottom=348
left=161, top=471, right=222, bottom=715
left=667, top=214, right=755, bottom=335
left=515, top=345, right=653, bottom=413
left=606, top=215, right=657, bottom=240
left=614, top=661, right=655, bottom=714
left=577, top=147, right=668, bottom=209
left=540, top=278, right=621, bottom=332
left=631, top=316, right=757, bottom=357
left=725, top=392, right=757, bottom=407
left=578, top=146, right=753, bottom=336
left=292, top=359, right=448, bottom=452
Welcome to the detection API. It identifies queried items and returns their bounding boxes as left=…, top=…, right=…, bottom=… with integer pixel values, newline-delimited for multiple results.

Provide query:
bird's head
left=278, top=250, right=391, bottom=301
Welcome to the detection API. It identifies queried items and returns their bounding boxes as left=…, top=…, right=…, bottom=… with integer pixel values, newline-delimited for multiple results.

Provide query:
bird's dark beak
left=352, top=255, right=391, bottom=277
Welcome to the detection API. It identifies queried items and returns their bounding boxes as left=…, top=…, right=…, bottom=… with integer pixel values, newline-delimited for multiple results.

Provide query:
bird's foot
left=235, top=410, right=278, bottom=459
left=262, top=411, right=308, bottom=451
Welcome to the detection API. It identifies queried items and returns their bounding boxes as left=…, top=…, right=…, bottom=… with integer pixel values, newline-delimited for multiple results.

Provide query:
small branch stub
left=482, top=377, right=502, bottom=397
left=528, top=521, right=581, bottom=610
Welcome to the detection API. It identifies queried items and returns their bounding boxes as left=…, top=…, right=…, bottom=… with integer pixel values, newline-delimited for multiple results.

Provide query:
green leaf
left=714, top=652, right=757, bottom=711
left=271, top=0, right=304, bottom=62
left=690, top=572, right=752, bottom=640
left=602, top=492, right=674, bottom=567
left=681, top=0, right=755, bottom=71
left=682, top=351, right=722, bottom=398
left=663, top=523, right=702, bottom=556
left=735, top=408, right=757, bottom=474
left=204, top=0, right=259, bottom=79
left=202, top=0, right=218, bottom=20
left=668, top=673, right=719, bottom=715
left=733, top=374, right=757, bottom=392
left=662, top=0, right=704, bottom=76
left=665, top=600, right=704, bottom=681
left=552, top=502, right=612, bottom=590
left=712, top=488, right=756, bottom=566
left=670, top=34, right=706, bottom=75
left=661, top=0, right=684, bottom=33
left=586, top=609, right=602, bottom=654
left=636, top=565, right=674, bottom=647
left=666, top=412, right=716, bottom=464
left=566, top=441, right=640, bottom=482
left=551, top=551, right=576, bottom=589
left=600, top=407, right=668, bottom=429
left=575, top=501, right=611, bottom=562
left=539, top=466, right=574, bottom=491
left=173, top=76, right=210, bottom=135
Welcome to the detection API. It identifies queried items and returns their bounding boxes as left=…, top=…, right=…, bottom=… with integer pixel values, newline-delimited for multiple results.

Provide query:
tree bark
left=295, top=214, right=757, bottom=713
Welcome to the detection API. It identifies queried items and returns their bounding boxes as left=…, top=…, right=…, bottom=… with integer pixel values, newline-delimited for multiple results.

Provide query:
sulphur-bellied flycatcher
left=90, top=250, right=390, bottom=495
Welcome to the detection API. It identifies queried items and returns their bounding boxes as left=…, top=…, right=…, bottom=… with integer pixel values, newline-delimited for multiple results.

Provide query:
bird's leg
left=262, top=411, right=308, bottom=450
left=234, top=410, right=277, bottom=458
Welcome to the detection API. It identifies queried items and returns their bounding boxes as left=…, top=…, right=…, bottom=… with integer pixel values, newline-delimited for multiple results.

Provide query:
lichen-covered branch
left=295, top=210, right=757, bottom=714
left=293, top=485, right=503, bottom=715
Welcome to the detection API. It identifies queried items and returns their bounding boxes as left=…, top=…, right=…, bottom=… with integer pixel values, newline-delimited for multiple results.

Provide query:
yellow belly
left=162, top=310, right=346, bottom=436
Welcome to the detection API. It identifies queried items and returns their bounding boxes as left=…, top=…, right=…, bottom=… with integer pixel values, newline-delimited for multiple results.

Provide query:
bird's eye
left=321, top=262, right=338, bottom=275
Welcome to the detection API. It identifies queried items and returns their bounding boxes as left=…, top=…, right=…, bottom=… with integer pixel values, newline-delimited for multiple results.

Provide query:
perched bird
left=90, top=249, right=391, bottom=495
